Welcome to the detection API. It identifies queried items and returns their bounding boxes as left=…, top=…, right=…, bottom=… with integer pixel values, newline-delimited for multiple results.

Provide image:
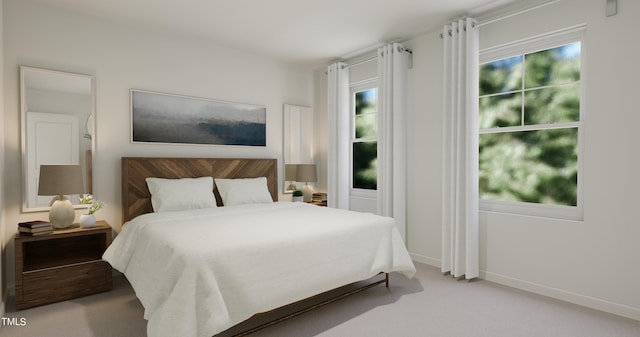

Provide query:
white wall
left=2, top=1, right=313, bottom=292
left=404, top=31, right=444, bottom=267
left=313, top=67, right=328, bottom=194
left=403, top=0, right=640, bottom=320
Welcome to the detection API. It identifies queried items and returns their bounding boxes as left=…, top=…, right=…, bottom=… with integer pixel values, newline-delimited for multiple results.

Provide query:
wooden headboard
left=121, top=157, right=278, bottom=223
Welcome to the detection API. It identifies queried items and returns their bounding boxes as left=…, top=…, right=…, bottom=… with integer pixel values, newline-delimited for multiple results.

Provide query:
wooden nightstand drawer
left=22, top=261, right=111, bottom=305
left=15, top=222, right=113, bottom=310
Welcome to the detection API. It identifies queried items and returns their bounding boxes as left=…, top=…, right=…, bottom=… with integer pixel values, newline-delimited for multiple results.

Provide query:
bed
left=103, top=157, right=416, bottom=337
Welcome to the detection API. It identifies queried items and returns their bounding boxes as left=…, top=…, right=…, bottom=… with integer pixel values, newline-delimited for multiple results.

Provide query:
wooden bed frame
left=120, top=157, right=388, bottom=336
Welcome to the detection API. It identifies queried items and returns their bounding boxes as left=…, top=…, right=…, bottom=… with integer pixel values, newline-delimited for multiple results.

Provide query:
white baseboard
left=481, top=270, right=640, bottom=321
left=409, top=253, right=440, bottom=268
left=408, top=254, right=639, bottom=321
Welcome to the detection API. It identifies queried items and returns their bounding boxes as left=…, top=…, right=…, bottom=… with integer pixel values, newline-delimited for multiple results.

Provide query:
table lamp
left=285, top=164, right=298, bottom=192
left=38, top=164, right=84, bottom=229
left=295, top=164, right=317, bottom=202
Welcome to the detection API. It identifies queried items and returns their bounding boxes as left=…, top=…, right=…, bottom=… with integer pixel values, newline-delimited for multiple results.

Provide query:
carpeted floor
left=2, top=263, right=639, bottom=337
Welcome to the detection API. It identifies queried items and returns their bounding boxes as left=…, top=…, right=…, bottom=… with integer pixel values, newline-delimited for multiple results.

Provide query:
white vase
left=79, top=214, right=96, bottom=228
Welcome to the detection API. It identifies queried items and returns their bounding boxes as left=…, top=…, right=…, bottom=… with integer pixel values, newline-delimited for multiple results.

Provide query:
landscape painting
left=131, top=90, right=266, bottom=146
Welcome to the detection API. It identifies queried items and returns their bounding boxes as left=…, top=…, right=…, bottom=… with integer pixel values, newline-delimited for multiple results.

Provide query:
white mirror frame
left=20, top=66, right=95, bottom=212
left=283, top=104, right=313, bottom=193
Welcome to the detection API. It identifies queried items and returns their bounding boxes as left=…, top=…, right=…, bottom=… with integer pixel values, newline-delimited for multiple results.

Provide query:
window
left=479, top=27, right=584, bottom=220
left=351, top=83, right=378, bottom=190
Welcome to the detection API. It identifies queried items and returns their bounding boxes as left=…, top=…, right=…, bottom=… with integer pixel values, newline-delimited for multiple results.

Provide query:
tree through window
left=352, top=86, right=377, bottom=190
left=479, top=40, right=582, bottom=208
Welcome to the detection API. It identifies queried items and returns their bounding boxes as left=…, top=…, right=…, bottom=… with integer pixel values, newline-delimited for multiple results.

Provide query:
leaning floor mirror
left=20, top=66, right=95, bottom=212
left=283, top=104, right=313, bottom=193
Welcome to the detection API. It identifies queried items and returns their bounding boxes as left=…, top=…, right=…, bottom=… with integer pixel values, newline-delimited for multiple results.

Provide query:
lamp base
left=302, top=184, right=313, bottom=202
left=49, top=196, right=76, bottom=229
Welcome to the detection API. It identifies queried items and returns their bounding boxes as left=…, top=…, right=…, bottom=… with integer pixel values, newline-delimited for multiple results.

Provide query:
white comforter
left=103, top=202, right=416, bottom=337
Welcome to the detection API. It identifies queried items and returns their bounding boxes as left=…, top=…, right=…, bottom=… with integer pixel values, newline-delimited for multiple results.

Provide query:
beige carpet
left=2, top=263, right=639, bottom=337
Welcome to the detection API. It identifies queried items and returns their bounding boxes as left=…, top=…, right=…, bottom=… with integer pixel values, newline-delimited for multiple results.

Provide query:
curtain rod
left=440, top=0, right=560, bottom=38
left=341, top=48, right=413, bottom=69
left=342, top=55, right=377, bottom=69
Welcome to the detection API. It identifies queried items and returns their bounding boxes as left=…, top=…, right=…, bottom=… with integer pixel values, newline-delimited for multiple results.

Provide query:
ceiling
left=31, top=0, right=522, bottom=67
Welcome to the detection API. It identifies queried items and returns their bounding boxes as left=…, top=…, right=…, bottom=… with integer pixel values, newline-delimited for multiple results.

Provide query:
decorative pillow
left=145, top=177, right=216, bottom=212
left=214, top=177, right=273, bottom=206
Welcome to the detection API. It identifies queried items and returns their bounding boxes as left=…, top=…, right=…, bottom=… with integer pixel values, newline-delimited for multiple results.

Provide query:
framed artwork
left=131, top=90, right=266, bottom=146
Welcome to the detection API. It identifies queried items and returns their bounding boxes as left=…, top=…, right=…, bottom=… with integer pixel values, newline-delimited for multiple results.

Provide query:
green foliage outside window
left=479, top=42, right=581, bottom=206
left=353, top=88, right=378, bottom=190
left=353, top=141, right=378, bottom=190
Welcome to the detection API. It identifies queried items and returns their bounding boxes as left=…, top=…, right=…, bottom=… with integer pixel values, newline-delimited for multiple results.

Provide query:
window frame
left=479, top=25, right=586, bottom=221
left=350, top=79, right=378, bottom=196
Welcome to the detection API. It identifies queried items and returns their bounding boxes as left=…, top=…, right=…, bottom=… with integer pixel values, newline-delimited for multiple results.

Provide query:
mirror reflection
left=21, top=66, right=95, bottom=211
left=283, top=104, right=313, bottom=193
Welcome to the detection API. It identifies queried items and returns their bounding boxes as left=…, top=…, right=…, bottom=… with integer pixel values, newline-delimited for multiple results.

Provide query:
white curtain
left=377, top=43, right=409, bottom=242
left=441, top=18, right=480, bottom=279
left=327, top=62, right=350, bottom=209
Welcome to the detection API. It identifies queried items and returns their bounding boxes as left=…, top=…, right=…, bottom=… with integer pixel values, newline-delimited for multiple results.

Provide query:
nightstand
left=14, top=221, right=113, bottom=310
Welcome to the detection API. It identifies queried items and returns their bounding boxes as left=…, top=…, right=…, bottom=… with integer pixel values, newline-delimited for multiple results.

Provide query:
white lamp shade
left=38, top=164, right=84, bottom=196
left=295, top=164, right=317, bottom=183
left=285, top=164, right=298, bottom=181
left=285, top=164, right=298, bottom=191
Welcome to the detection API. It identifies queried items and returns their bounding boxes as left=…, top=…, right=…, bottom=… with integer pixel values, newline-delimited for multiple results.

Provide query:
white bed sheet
left=103, top=202, right=416, bottom=337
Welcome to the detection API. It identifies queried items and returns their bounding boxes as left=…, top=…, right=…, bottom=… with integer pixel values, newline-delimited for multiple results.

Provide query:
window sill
left=480, top=200, right=583, bottom=222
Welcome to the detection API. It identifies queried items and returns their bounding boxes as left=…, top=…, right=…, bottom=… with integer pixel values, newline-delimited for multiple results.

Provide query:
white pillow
left=214, top=177, right=273, bottom=206
left=145, top=177, right=217, bottom=212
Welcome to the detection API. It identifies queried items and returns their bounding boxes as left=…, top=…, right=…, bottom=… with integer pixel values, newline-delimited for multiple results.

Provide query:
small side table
left=14, top=221, right=113, bottom=310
